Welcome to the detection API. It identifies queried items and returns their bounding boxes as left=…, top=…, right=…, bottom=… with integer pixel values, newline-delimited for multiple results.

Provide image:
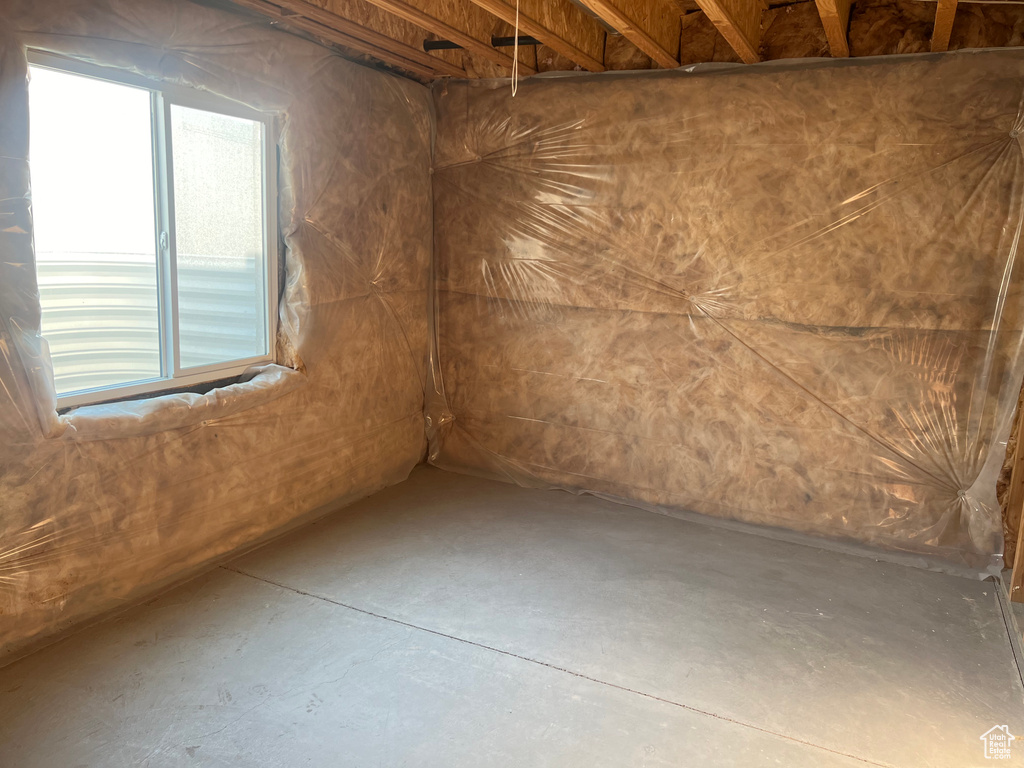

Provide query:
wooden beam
left=1008, top=409, right=1024, bottom=602
left=578, top=0, right=680, bottom=69
left=241, top=0, right=468, bottom=77
left=692, top=0, right=762, bottom=64
left=232, top=0, right=448, bottom=78
left=813, top=0, right=850, bottom=58
left=318, top=0, right=473, bottom=76
left=931, top=0, right=958, bottom=53
left=358, top=0, right=536, bottom=74
left=467, top=0, right=607, bottom=72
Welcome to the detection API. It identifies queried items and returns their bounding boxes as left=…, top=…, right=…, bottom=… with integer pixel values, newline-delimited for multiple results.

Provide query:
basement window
left=27, top=52, right=278, bottom=409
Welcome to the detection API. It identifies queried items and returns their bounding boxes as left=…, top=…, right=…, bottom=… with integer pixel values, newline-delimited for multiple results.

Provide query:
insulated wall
left=0, top=0, right=432, bottom=660
left=429, top=52, right=1024, bottom=569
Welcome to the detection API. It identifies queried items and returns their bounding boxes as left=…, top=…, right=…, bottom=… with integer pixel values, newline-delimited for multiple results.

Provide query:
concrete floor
left=1, top=467, right=1022, bottom=767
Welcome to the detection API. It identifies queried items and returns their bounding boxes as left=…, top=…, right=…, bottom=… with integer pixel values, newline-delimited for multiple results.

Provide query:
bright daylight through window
left=28, top=55, right=277, bottom=408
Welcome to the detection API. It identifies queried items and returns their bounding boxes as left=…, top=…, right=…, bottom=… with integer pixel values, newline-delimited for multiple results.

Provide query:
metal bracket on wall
left=423, top=35, right=540, bottom=52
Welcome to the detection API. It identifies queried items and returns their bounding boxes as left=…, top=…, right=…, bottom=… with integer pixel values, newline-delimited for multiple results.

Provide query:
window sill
left=53, top=363, right=304, bottom=441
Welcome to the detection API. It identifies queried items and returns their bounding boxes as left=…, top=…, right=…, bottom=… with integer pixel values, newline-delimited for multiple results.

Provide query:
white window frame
left=28, top=51, right=279, bottom=410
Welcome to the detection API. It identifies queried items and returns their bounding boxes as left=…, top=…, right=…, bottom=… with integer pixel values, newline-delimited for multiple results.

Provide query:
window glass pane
left=29, top=66, right=160, bottom=395
left=171, top=105, right=267, bottom=370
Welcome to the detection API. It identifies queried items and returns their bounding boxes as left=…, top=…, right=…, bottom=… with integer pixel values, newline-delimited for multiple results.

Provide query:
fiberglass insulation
left=0, top=0, right=432, bottom=660
left=428, top=53, right=1024, bottom=570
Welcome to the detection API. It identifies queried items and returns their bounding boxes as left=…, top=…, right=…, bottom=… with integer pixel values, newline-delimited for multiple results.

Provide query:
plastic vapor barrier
left=0, top=0, right=432, bottom=660
left=6, top=0, right=1024, bottom=663
left=428, top=51, right=1024, bottom=571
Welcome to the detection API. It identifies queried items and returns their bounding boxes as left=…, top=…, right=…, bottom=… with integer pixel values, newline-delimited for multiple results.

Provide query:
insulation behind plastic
left=6, top=0, right=1024, bottom=663
left=0, top=0, right=432, bottom=661
left=428, top=53, right=1024, bottom=570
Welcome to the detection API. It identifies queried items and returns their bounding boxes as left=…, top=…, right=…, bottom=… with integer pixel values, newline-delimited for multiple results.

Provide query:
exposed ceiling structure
left=223, top=0, right=1024, bottom=80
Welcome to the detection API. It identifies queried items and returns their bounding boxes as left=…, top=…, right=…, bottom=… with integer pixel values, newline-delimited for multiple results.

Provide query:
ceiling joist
left=692, top=0, right=763, bottom=64
left=578, top=0, right=681, bottom=69
left=233, top=0, right=452, bottom=77
left=266, top=0, right=468, bottom=77
left=931, top=0, right=958, bottom=52
left=225, top=0, right=1020, bottom=82
left=357, top=0, right=536, bottom=74
left=316, top=0, right=474, bottom=74
left=466, top=0, right=608, bottom=71
left=813, top=0, right=851, bottom=58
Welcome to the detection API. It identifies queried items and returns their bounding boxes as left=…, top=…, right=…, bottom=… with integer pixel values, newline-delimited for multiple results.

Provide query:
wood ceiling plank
left=813, top=0, right=851, bottom=58
left=467, top=0, right=608, bottom=71
left=579, top=0, right=681, bottom=68
left=692, top=0, right=762, bottom=64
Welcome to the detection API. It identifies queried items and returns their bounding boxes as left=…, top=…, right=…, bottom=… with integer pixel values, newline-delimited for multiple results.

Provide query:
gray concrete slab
left=227, top=467, right=1024, bottom=768
left=0, top=466, right=1021, bottom=767
left=0, top=568, right=866, bottom=767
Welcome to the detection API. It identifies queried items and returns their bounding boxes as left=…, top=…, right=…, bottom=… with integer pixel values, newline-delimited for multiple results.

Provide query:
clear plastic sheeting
left=428, top=52, right=1024, bottom=571
left=0, top=0, right=432, bottom=660
left=58, top=364, right=306, bottom=442
left=5, top=1, right=1024, bottom=667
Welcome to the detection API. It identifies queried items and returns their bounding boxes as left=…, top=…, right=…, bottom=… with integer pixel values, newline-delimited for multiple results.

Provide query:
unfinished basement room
left=4, top=0, right=1024, bottom=766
